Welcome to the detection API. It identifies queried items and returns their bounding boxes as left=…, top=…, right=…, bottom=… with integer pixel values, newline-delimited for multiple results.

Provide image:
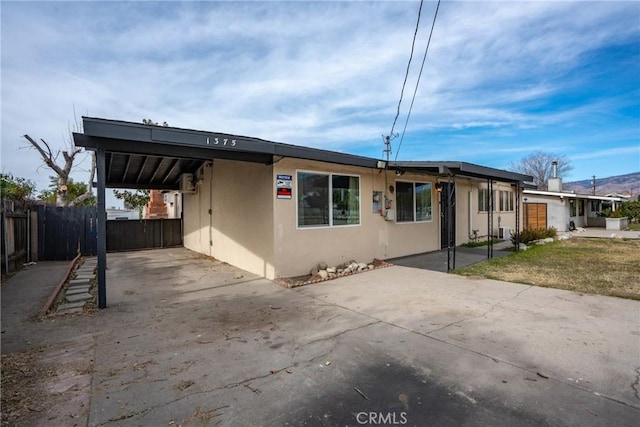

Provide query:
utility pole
left=592, top=175, right=596, bottom=196
left=383, top=135, right=392, bottom=164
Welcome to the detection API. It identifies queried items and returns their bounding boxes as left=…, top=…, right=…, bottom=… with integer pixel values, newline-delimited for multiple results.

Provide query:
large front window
left=396, top=181, right=432, bottom=223
left=297, top=172, right=360, bottom=227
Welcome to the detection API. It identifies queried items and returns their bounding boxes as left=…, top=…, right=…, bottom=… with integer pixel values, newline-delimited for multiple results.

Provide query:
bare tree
left=23, top=134, right=95, bottom=206
left=510, top=151, right=573, bottom=190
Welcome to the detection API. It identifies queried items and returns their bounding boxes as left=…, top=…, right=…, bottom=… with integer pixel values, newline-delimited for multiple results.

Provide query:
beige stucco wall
left=272, top=158, right=440, bottom=278
left=183, top=159, right=275, bottom=278
left=183, top=156, right=525, bottom=279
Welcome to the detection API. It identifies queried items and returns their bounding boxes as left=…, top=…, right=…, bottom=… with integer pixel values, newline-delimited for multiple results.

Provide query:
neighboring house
left=523, top=175, right=623, bottom=231
left=74, top=117, right=531, bottom=281
left=106, top=207, right=138, bottom=220
left=162, top=190, right=182, bottom=219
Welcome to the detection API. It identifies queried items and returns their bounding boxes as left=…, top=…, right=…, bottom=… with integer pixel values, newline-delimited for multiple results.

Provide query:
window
left=297, top=172, right=359, bottom=227
left=478, top=188, right=495, bottom=212
left=499, top=190, right=514, bottom=212
left=571, top=199, right=585, bottom=217
left=396, top=181, right=432, bottom=223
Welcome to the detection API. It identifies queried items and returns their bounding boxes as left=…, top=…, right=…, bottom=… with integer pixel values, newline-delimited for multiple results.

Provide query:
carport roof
left=72, top=117, right=532, bottom=189
left=73, top=117, right=378, bottom=189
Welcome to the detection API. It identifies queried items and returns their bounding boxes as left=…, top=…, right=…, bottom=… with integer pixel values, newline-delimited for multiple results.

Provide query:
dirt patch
left=1, top=349, right=53, bottom=425
left=1, top=339, right=94, bottom=426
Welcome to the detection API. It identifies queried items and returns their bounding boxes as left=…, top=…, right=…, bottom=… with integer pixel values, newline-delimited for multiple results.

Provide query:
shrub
left=511, top=227, right=557, bottom=245
left=618, top=200, right=640, bottom=222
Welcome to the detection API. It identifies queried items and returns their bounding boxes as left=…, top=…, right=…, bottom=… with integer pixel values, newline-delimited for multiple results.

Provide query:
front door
left=440, top=182, right=456, bottom=249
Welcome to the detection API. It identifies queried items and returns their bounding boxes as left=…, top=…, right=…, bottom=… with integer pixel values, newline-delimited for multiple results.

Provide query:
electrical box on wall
left=385, top=209, right=395, bottom=221
left=179, top=173, right=196, bottom=193
left=499, top=226, right=511, bottom=240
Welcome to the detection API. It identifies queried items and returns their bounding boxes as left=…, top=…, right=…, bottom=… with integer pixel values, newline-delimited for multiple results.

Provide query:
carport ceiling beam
left=107, top=153, right=115, bottom=182
left=136, top=157, right=151, bottom=184
left=148, top=157, right=164, bottom=185
left=122, top=155, right=133, bottom=183
left=162, top=159, right=181, bottom=185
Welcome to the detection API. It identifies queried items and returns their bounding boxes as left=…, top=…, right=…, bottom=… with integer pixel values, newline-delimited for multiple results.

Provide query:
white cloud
left=1, top=0, right=639, bottom=193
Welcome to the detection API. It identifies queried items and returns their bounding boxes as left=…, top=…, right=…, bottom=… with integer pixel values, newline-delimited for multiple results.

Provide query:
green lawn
left=455, top=238, right=640, bottom=299
left=627, top=223, right=640, bottom=231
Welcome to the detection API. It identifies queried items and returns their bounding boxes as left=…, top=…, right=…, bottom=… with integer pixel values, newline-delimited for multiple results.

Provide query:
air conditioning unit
left=179, top=173, right=196, bottom=194
left=498, top=226, right=511, bottom=240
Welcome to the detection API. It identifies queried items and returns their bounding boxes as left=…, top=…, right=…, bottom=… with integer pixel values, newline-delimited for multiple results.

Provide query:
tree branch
left=69, top=152, right=96, bottom=206
left=24, top=134, right=65, bottom=176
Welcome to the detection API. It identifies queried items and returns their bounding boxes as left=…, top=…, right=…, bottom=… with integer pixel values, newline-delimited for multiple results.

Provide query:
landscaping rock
left=543, top=238, right=554, bottom=243
left=518, top=243, right=528, bottom=251
left=326, top=267, right=336, bottom=274
left=318, top=261, right=328, bottom=270
left=310, top=266, right=319, bottom=276
left=318, top=270, right=328, bottom=279
left=367, top=264, right=374, bottom=270
left=357, top=263, right=368, bottom=271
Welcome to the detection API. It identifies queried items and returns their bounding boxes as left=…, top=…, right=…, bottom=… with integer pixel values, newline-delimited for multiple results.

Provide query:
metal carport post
left=96, top=147, right=107, bottom=308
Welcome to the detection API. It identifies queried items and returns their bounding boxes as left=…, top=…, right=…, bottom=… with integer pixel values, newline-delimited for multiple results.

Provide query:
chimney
left=547, top=160, right=563, bottom=192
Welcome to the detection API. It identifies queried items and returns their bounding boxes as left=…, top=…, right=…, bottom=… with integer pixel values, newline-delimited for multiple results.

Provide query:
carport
left=73, top=117, right=378, bottom=308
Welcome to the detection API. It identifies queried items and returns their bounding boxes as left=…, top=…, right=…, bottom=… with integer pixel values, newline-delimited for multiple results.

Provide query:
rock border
left=274, top=258, right=393, bottom=288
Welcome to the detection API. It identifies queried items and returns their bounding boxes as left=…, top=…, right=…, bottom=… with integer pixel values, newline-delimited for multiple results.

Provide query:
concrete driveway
left=4, top=247, right=638, bottom=426
left=87, top=247, right=639, bottom=426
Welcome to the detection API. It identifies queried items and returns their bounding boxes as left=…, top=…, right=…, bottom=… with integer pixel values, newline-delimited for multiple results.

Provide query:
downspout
left=209, top=161, right=214, bottom=257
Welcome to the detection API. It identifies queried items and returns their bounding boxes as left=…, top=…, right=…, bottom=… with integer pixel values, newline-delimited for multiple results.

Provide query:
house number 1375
left=207, top=137, right=236, bottom=146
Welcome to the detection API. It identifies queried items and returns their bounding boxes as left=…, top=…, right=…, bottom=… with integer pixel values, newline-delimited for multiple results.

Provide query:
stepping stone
left=76, top=268, right=95, bottom=274
left=69, top=279, right=91, bottom=286
left=57, top=301, right=86, bottom=311
left=74, top=274, right=94, bottom=280
left=66, top=286, right=91, bottom=296
left=66, top=293, right=93, bottom=303
left=57, top=306, right=84, bottom=314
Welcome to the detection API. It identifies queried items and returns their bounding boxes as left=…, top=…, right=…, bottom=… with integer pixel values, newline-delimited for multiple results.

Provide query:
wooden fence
left=1, top=199, right=31, bottom=273
left=2, top=202, right=183, bottom=268
left=36, top=205, right=98, bottom=261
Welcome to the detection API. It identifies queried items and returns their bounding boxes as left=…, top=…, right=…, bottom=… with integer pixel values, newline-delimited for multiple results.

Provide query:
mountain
left=563, top=172, right=640, bottom=197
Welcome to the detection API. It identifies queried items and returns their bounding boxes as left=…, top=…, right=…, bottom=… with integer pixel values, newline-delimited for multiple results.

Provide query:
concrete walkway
left=567, top=227, right=640, bottom=239
left=388, top=243, right=512, bottom=272
left=1, top=260, right=70, bottom=352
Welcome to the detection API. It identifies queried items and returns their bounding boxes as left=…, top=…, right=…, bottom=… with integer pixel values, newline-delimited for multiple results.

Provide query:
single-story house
left=73, top=117, right=531, bottom=307
left=522, top=176, right=623, bottom=231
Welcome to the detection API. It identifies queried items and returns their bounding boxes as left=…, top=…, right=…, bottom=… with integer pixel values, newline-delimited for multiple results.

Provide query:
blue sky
left=1, top=0, right=639, bottom=203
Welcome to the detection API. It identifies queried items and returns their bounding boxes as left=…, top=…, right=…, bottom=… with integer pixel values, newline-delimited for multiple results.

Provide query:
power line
left=389, top=0, right=424, bottom=138
left=395, top=0, right=441, bottom=162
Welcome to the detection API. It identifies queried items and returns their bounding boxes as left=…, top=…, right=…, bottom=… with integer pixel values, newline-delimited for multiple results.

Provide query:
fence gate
left=37, top=205, right=97, bottom=260
left=524, top=203, right=547, bottom=229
